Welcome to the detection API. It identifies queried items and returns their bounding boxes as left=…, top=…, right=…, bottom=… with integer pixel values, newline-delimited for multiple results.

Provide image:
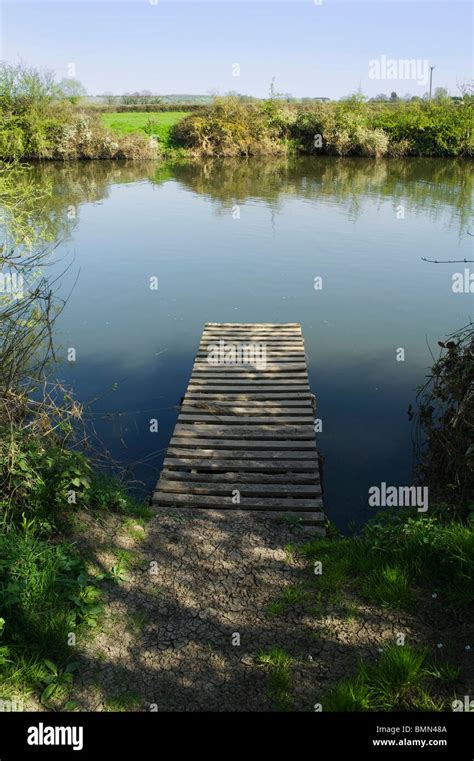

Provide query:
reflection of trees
left=152, top=157, right=473, bottom=233
left=13, top=161, right=161, bottom=243
left=3, top=157, right=472, bottom=243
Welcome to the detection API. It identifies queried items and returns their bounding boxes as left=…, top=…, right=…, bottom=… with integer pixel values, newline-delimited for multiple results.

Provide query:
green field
left=102, top=111, right=189, bottom=147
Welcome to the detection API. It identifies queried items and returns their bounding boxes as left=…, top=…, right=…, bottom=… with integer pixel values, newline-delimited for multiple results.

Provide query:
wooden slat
left=185, top=393, right=313, bottom=401
left=173, top=424, right=314, bottom=438
left=181, top=400, right=313, bottom=409
left=186, top=385, right=310, bottom=392
left=154, top=492, right=323, bottom=510
left=157, top=481, right=321, bottom=495
left=154, top=323, right=323, bottom=520
left=192, top=363, right=308, bottom=371
left=177, top=415, right=314, bottom=424
left=163, top=457, right=319, bottom=471
left=180, top=405, right=313, bottom=415
left=167, top=447, right=318, bottom=458
left=161, top=471, right=320, bottom=484
left=191, top=373, right=308, bottom=379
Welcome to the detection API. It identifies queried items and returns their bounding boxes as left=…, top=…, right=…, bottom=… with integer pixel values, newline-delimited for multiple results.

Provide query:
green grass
left=0, top=528, right=102, bottom=705
left=257, top=647, right=294, bottom=711
left=104, top=690, right=141, bottom=712
left=102, top=111, right=190, bottom=148
left=300, top=510, right=474, bottom=610
left=323, top=645, right=456, bottom=711
left=266, top=583, right=315, bottom=617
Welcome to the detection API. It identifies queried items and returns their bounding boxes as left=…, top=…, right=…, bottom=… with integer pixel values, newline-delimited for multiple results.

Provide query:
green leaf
left=64, top=701, right=79, bottom=711
left=41, top=683, right=58, bottom=703
left=43, top=659, right=58, bottom=675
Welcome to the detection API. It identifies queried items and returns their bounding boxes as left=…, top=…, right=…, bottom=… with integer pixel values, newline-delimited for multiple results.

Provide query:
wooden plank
left=198, top=339, right=304, bottom=348
left=163, top=457, right=319, bottom=471
left=185, top=393, right=313, bottom=401
left=177, top=415, right=314, bottom=424
left=180, top=405, right=313, bottom=415
left=181, top=400, right=313, bottom=409
left=200, top=340, right=303, bottom=347
left=161, top=471, right=320, bottom=484
left=204, top=322, right=301, bottom=327
left=192, top=363, right=308, bottom=371
left=157, top=481, right=321, bottom=496
left=190, top=373, right=308, bottom=381
left=165, top=448, right=318, bottom=460
left=154, top=492, right=323, bottom=510
left=173, top=424, right=314, bottom=438
left=186, top=385, right=310, bottom=392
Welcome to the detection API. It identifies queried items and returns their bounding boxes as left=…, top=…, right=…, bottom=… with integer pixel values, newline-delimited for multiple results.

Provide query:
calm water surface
left=28, top=157, right=473, bottom=530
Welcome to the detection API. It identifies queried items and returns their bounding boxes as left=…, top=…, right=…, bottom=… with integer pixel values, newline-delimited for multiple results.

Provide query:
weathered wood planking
left=153, top=323, right=324, bottom=518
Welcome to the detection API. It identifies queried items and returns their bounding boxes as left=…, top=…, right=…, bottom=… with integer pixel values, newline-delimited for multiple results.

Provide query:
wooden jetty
left=153, top=323, right=324, bottom=523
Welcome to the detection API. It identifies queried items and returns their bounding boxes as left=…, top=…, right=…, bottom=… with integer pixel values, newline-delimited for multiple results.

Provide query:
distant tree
left=0, top=62, right=57, bottom=111
left=373, top=93, right=388, bottom=101
left=57, top=78, right=87, bottom=104
left=390, top=91, right=399, bottom=101
left=102, top=91, right=116, bottom=106
left=434, top=87, right=449, bottom=100
left=457, top=80, right=473, bottom=98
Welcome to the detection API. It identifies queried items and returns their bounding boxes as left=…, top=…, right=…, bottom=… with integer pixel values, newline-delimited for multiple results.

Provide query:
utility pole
left=429, top=66, right=436, bottom=99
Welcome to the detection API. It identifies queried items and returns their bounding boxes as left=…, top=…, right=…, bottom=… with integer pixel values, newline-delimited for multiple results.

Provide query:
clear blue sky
left=0, top=1, right=472, bottom=98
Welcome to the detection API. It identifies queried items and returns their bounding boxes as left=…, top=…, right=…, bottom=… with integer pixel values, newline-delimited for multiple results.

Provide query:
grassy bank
left=265, top=507, right=473, bottom=711
left=102, top=111, right=189, bottom=149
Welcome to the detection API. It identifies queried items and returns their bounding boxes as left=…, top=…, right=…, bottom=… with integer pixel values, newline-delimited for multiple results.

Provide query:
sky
left=0, top=1, right=472, bottom=99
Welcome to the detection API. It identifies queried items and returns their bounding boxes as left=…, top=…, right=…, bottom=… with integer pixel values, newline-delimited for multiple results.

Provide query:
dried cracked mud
left=54, top=508, right=473, bottom=712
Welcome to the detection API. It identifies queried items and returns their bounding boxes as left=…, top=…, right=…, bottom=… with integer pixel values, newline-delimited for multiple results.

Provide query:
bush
left=172, top=97, right=288, bottom=157
left=0, top=430, right=93, bottom=532
left=52, top=110, right=159, bottom=160
left=413, top=324, right=474, bottom=513
left=0, top=63, right=160, bottom=160
left=291, top=97, right=473, bottom=157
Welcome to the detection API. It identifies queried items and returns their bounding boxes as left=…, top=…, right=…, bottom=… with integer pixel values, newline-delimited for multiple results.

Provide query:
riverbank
left=11, top=506, right=473, bottom=712
left=1, top=62, right=472, bottom=160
